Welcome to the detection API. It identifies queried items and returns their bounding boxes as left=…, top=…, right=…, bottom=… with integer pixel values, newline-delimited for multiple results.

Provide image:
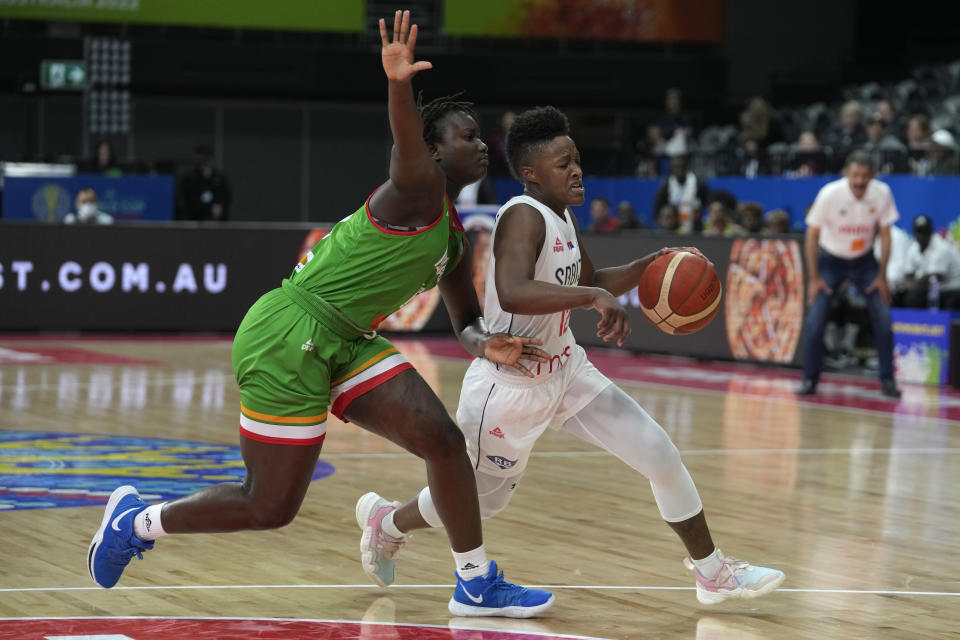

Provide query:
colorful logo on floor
left=0, top=430, right=335, bottom=510
left=0, top=617, right=602, bottom=640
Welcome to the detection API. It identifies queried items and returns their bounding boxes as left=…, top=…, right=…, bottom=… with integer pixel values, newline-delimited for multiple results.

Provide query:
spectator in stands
left=80, top=140, right=122, bottom=176
left=653, top=136, right=709, bottom=234
left=655, top=203, right=680, bottom=234
left=799, top=151, right=900, bottom=398
left=587, top=195, right=619, bottom=233
left=733, top=136, right=772, bottom=178
left=486, top=110, right=516, bottom=178
left=927, top=129, right=960, bottom=175
left=826, top=101, right=867, bottom=157
left=737, top=202, right=765, bottom=234
left=64, top=187, right=113, bottom=225
left=703, top=191, right=744, bottom=237
left=739, top=96, right=784, bottom=149
left=862, top=111, right=907, bottom=174
left=789, top=130, right=828, bottom=177
left=764, top=209, right=791, bottom=234
left=616, top=200, right=640, bottom=230
left=905, top=114, right=933, bottom=175
left=905, top=114, right=933, bottom=151
left=895, top=215, right=960, bottom=308
left=635, top=123, right=668, bottom=178
left=874, top=98, right=902, bottom=139
left=658, top=87, right=694, bottom=142
left=176, top=144, right=232, bottom=221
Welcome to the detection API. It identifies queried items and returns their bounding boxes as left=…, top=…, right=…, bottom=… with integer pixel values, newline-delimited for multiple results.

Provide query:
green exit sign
left=40, top=60, right=87, bottom=91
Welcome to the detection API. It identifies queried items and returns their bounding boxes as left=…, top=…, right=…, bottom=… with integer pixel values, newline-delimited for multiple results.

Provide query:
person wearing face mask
left=64, top=188, right=114, bottom=225
left=176, top=144, right=232, bottom=221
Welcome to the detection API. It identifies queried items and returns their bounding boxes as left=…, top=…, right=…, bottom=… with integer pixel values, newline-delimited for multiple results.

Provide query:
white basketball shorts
left=456, top=343, right=612, bottom=477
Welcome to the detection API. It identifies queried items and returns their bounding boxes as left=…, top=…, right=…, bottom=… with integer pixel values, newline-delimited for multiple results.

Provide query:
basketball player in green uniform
left=88, top=10, right=555, bottom=618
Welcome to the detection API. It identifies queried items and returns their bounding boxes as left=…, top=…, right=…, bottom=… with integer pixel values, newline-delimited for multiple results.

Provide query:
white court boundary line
left=1, top=584, right=957, bottom=597
left=0, top=615, right=613, bottom=640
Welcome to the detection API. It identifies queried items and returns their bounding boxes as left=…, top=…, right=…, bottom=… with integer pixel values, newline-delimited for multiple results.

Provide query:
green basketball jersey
left=289, top=193, right=465, bottom=330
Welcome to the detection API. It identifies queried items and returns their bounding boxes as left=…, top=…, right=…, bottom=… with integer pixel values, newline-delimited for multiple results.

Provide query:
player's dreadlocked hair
left=506, top=106, right=570, bottom=181
left=418, top=92, right=479, bottom=145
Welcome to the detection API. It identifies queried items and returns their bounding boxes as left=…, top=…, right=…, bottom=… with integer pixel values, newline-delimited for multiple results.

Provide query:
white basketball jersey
left=485, top=194, right=581, bottom=380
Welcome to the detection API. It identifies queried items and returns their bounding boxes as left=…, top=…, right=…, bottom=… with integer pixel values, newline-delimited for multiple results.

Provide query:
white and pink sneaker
left=356, top=492, right=407, bottom=587
left=683, top=550, right=784, bottom=604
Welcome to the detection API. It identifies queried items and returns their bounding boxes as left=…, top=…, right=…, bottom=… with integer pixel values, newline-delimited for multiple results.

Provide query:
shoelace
left=374, top=530, right=406, bottom=558
left=487, top=570, right=525, bottom=595
left=106, top=543, right=148, bottom=564
left=716, top=556, right=751, bottom=586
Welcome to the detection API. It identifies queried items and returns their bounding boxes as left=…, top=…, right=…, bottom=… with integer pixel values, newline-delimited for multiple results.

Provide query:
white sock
left=453, top=544, right=488, bottom=580
left=133, top=503, right=167, bottom=541
left=692, top=548, right=722, bottom=578
left=381, top=510, right=405, bottom=539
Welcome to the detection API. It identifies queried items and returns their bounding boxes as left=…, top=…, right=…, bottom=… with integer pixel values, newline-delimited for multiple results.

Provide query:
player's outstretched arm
left=380, top=10, right=440, bottom=193
left=437, top=240, right=548, bottom=377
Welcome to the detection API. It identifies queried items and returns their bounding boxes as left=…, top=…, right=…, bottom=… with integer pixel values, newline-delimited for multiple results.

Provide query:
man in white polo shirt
left=897, top=215, right=960, bottom=309
left=800, top=151, right=901, bottom=398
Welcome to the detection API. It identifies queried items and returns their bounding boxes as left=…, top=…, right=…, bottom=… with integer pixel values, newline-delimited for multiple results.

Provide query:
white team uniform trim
left=239, top=414, right=326, bottom=441
left=330, top=353, right=409, bottom=404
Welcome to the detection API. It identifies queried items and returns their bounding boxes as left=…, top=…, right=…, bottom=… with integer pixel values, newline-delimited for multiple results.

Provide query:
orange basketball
left=638, top=251, right=722, bottom=335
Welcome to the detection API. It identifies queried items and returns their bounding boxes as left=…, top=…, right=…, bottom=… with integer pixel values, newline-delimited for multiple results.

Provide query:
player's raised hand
left=483, top=334, right=548, bottom=378
left=380, top=10, right=433, bottom=82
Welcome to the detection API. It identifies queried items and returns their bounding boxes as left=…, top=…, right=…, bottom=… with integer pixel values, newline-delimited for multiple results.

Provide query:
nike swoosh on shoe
left=460, top=584, right=483, bottom=604
left=111, top=507, right=140, bottom=532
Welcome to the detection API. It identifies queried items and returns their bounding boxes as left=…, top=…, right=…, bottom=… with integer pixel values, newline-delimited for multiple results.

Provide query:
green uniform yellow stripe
left=241, top=405, right=328, bottom=425
left=331, top=347, right=400, bottom=386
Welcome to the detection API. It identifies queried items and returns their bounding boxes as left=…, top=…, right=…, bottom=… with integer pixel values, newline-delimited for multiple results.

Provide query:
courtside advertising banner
left=0, top=223, right=806, bottom=365
left=0, top=224, right=306, bottom=331
left=569, top=233, right=805, bottom=365
left=0, top=0, right=364, bottom=32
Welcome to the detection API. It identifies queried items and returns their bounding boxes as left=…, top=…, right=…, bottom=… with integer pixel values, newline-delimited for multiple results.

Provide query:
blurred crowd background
left=1, top=0, right=958, bottom=230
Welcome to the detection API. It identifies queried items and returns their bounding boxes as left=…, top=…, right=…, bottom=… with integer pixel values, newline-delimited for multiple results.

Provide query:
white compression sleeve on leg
left=560, top=384, right=703, bottom=522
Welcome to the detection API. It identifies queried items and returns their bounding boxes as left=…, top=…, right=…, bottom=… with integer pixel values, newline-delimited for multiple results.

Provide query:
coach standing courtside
left=799, top=151, right=901, bottom=398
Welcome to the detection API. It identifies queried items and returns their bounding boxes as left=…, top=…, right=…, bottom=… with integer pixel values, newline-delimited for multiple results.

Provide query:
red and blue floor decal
left=0, top=617, right=607, bottom=640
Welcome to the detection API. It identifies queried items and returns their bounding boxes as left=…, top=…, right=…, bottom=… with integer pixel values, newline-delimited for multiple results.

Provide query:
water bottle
left=928, top=274, right=940, bottom=310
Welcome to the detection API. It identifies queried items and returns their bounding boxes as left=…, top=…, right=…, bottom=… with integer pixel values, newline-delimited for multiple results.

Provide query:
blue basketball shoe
left=448, top=561, right=555, bottom=618
left=87, top=485, right=154, bottom=588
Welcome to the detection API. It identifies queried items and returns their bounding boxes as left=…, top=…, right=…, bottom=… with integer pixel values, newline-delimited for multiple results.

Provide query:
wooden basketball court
left=1, top=335, right=957, bottom=639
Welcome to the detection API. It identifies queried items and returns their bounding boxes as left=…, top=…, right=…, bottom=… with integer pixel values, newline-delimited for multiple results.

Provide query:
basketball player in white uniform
left=356, top=106, right=785, bottom=606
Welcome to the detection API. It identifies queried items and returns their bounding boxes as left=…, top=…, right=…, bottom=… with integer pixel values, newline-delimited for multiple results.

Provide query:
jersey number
left=558, top=309, right=570, bottom=337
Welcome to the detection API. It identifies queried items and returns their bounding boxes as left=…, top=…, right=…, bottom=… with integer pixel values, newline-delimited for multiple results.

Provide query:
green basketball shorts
left=231, top=287, right=412, bottom=445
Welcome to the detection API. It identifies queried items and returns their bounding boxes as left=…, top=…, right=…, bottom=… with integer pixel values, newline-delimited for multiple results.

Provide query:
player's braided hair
left=419, top=92, right=479, bottom=145
left=505, top=106, right=570, bottom=181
